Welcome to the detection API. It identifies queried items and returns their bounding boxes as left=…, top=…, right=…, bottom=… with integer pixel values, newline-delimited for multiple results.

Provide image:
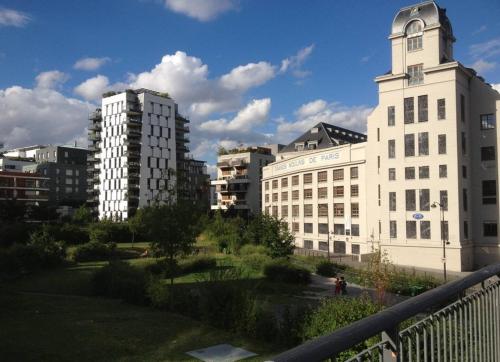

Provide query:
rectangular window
left=439, top=165, right=447, bottom=178
left=420, top=221, right=431, bottom=239
left=304, top=204, right=313, bottom=217
left=438, top=134, right=446, bottom=154
left=351, top=203, right=359, bottom=218
left=419, top=166, right=429, bottom=179
left=317, top=171, right=328, bottom=182
left=481, top=146, right=495, bottom=161
left=406, top=190, right=416, bottom=211
left=460, top=94, right=466, bottom=123
left=272, top=206, right=278, bottom=217
left=318, top=242, right=328, bottom=251
left=480, top=114, right=496, bottom=130
left=464, top=221, right=469, bottom=239
left=334, top=224, right=345, bottom=235
left=388, top=106, right=395, bottom=126
left=303, top=189, right=313, bottom=199
left=406, top=221, right=417, bottom=239
left=350, top=167, right=359, bottom=179
left=388, top=139, right=396, bottom=158
left=390, top=221, right=397, bottom=238
left=272, top=179, right=278, bottom=189
left=333, top=186, right=344, bottom=197
left=404, top=97, right=414, bottom=124
left=304, top=223, right=313, bottom=234
left=419, top=189, right=430, bottom=211
left=334, top=203, right=344, bottom=217
left=463, top=189, right=468, bottom=211
left=407, top=35, right=422, bottom=51
left=272, top=193, right=278, bottom=202
left=418, top=95, right=428, bottom=122
left=405, top=134, right=415, bottom=157
left=408, top=64, right=423, bottom=85
left=281, top=205, right=288, bottom=217
left=377, top=128, right=380, bottom=142
left=461, top=132, right=466, bottom=155
left=418, top=132, right=429, bottom=155
left=292, top=175, right=299, bottom=186
left=292, top=222, right=299, bottom=233
left=292, top=190, right=299, bottom=200
left=318, top=204, right=328, bottom=217
left=303, top=173, right=312, bottom=184
left=462, top=166, right=467, bottom=179
left=281, top=191, right=288, bottom=201
left=292, top=205, right=299, bottom=217
left=281, top=177, right=288, bottom=187
left=437, top=98, right=446, bottom=120
left=483, top=222, right=498, bottom=237
left=405, top=167, right=415, bottom=180
left=265, top=181, right=269, bottom=190
left=441, top=221, right=449, bottom=241
left=482, top=180, right=497, bottom=204
left=351, top=184, right=359, bottom=197
left=303, top=240, right=313, bottom=249
left=333, top=169, right=344, bottom=180
left=318, top=187, right=328, bottom=199
left=440, top=190, right=448, bottom=210
left=318, top=223, right=329, bottom=234
left=66, top=169, right=73, bottom=176
left=389, top=192, right=396, bottom=211
left=389, top=168, right=396, bottom=181
left=351, top=225, right=360, bottom=237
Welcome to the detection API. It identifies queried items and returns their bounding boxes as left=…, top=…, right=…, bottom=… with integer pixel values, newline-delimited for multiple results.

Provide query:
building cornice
left=374, top=73, right=407, bottom=83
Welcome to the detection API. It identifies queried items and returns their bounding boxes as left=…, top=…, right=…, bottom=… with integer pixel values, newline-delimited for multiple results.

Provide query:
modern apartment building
left=0, top=170, right=49, bottom=205
left=262, top=1, right=500, bottom=271
left=212, top=147, right=275, bottom=215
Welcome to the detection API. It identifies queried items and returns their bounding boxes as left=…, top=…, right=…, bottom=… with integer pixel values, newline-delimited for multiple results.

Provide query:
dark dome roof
left=392, top=1, right=453, bottom=36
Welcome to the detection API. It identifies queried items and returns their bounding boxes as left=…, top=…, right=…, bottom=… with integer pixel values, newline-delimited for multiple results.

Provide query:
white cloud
left=74, top=75, right=128, bottom=101
left=35, top=70, right=69, bottom=89
left=470, top=38, right=500, bottom=59
left=295, top=99, right=327, bottom=119
left=492, top=84, right=500, bottom=93
left=473, top=25, right=487, bottom=35
left=164, top=0, right=237, bottom=21
left=280, top=44, right=315, bottom=78
left=0, top=79, right=94, bottom=150
left=219, top=62, right=275, bottom=91
left=470, top=59, right=497, bottom=74
left=0, top=8, right=31, bottom=27
left=74, top=57, right=111, bottom=71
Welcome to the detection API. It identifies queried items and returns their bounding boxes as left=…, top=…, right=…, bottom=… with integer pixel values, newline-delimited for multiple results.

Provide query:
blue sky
left=1, top=0, right=499, bottom=169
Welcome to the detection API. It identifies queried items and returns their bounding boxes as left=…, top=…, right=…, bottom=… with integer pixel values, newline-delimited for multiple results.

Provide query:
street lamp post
left=431, top=201, right=450, bottom=282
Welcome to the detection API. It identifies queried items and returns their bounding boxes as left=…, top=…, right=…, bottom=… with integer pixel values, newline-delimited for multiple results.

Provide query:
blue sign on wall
left=413, top=213, right=424, bottom=220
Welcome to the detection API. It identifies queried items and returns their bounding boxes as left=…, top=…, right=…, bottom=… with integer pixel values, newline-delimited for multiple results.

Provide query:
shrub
left=74, top=241, right=116, bottom=262
left=147, top=280, right=201, bottom=318
left=181, top=256, right=217, bottom=274
left=92, top=261, right=147, bottom=304
left=245, top=303, right=279, bottom=341
left=88, top=220, right=131, bottom=244
left=29, top=230, right=66, bottom=268
left=264, top=260, right=311, bottom=284
left=53, top=223, right=89, bottom=245
left=316, top=261, right=339, bottom=277
left=278, top=304, right=311, bottom=347
left=241, top=253, right=271, bottom=273
left=238, top=244, right=269, bottom=256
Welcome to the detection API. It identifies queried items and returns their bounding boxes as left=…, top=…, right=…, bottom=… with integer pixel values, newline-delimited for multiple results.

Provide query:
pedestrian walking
left=340, top=276, right=348, bottom=295
left=334, top=277, right=341, bottom=295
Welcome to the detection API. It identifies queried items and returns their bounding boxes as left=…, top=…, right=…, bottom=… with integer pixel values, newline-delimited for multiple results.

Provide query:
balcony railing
left=271, top=262, right=500, bottom=362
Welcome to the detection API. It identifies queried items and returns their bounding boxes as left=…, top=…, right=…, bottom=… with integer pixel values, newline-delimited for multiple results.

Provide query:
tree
left=245, top=214, right=295, bottom=258
left=140, top=202, right=198, bottom=285
left=72, top=205, right=94, bottom=225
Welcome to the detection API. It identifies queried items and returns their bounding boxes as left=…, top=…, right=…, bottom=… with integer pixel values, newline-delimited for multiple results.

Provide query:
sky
left=1, top=0, right=500, bottom=173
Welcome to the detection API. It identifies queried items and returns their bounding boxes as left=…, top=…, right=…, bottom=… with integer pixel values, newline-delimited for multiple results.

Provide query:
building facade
left=0, top=170, right=49, bottom=205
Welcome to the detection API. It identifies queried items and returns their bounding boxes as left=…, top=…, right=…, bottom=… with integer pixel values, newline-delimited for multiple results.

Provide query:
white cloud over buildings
left=164, top=0, right=237, bottom=21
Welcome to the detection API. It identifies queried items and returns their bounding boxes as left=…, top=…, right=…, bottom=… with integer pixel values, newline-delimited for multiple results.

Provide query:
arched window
left=406, top=20, right=423, bottom=51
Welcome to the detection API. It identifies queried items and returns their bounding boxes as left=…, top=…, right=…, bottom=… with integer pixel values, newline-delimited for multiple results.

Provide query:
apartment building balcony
left=88, top=132, right=101, bottom=141
left=125, top=105, right=142, bottom=116
left=126, top=128, right=142, bottom=137
left=175, top=124, right=190, bottom=132
left=88, top=144, right=101, bottom=152
left=175, top=113, right=190, bottom=123
left=176, top=144, right=189, bottom=153
left=89, top=111, right=102, bottom=121
left=126, top=117, right=142, bottom=127
left=88, top=123, right=102, bottom=131
left=124, top=138, right=140, bottom=146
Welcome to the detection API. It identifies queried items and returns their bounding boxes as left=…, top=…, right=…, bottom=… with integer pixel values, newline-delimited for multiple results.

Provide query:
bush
left=238, top=244, right=269, bottom=256
left=181, top=256, right=217, bottom=274
left=316, top=261, right=339, bottom=277
left=74, top=241, right=116, bottom=262
left=29, top=230, right=66, bottom=268
left=92, top=261, right=147, bottom=304
left=147, top=280, right=201, bottom=318
left=88, top=220, right=131, bottom=244
left=53, top=223, right=89, bottom=245
left=264, top=260, right=311, bottom=284
left=241, top=253, right=271, bottom=273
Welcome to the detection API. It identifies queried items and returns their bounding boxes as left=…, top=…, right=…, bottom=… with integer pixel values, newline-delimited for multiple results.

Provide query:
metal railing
left=271, top=263, right=500, bottom=362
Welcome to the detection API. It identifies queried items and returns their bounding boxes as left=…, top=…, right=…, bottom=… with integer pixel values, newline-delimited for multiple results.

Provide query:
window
left=480, top=114, right=495, bottom=130
left=439, top=165, right=447, bottom=178
left=351, top=184, right=359, bottom=197
left=419, top=166, right=429, bottom=179
left=408, top=35, right=423, bottom=51
left=482, top=180, right=497, bottom=204
left=406, top=190, right=416, bottom=211
left=418, top=132, right=429, bottom=155
left=462, top=166, right=467, bottom=179
left=406, top=221, right=417, bottom=239
left=420, top=221, right=431, bottom=239
left=389, top=192, right=396, bottom=211
left=438, top=135, right=446, bottom=154
left=440, top=190, right=448, bottom=210
left=388, top=106, right=395, bottom=126
left=292, top=190, right=299, bottom=200
left=404, top=97, right=414, bottom=124
left=463, top=189, right=468, bottom=211
left=418, top=95, right=428, bottom=122
left=272, top=206, right=278, bottom=217
left=65, top=187, right=72, bottom=193
left=265, top=182, right=269, bottom=190
left=481, top=146, right=495, bottom=161
left=292, top=205, right=299, bottom=217
left=303, top=240, right=313, bottom=249
left=464, top=221, right=469, bottom=239
left=419, top=189, right=430, bottom=211
left=272, top=179, right=278, bottom=189
left=483, top=222, right=498, bottom=237
left=281, top=191, right=288, bottom=201
left=265, top=194, right=270, bottom=203
left=333, top=169, right=344, bottom=180
left=334, top=224, right=345, bottom=235
left=351, top=225, right=360, bottom=237
left=66, top=178, right=73, bottom=185
left=318, top=204, right=329, bottom=217
left=292, top=175, right=299, bottom=186
left=334, top=203, right=344, bottom=217
left=389, top=168, right=396, bottom=181
left=405, top=134, right=415, bottom=157
left=405, top=167, right=415, bottom=180
left=388, top=139, right=396, bottom=158
left=304, top=204, right=313, bottom=217
left=350, top=167, right=359, bottom=179
left=437, top=99, right=446, bottom=120
left=66, top=169, right=73, bottom=176
left=441, top=221, right=449, bottom=241
left=292, top=222, right=299, bottom=233
left=406, top=20, right=423, bottom=51
left=304, top=189, right=313, bottom=199
left=318, top=223, right=329, bottom=234
left=377, top=128, right=380, bottom=142
left=304, top=223, right=313, bottom=233
left=295, top=144, right=304, bottom=152
left=460, top=94, right=466, bottom=123
left=318, top=187, right=328, bottom=199
left=408, top=64, right=423, bottom=85
left=303, top=173, right=312, bottom=184
left=281, top=205, right=288, bottom=217
left=333, top=186, right=344, bottom=197
left=318, top=171, right=327, bottom=182
left=351, top=203, right=359, bottom=217
left=319, top=242, right=329, bottom=251
left=272, top=193, right=278, bottom=202
left=281, top=177, right=288, bottom=187
left=390, top=221, right=397, bottom=238
left=461, top=132, right=466, bottom=155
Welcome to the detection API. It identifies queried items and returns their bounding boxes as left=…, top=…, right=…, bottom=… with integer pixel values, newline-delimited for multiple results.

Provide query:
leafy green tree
left=248, top=214, right=295, bottom=258
left=128, top=208, right=146, bottom=246
left=72, top=205, right=94, bottom=225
